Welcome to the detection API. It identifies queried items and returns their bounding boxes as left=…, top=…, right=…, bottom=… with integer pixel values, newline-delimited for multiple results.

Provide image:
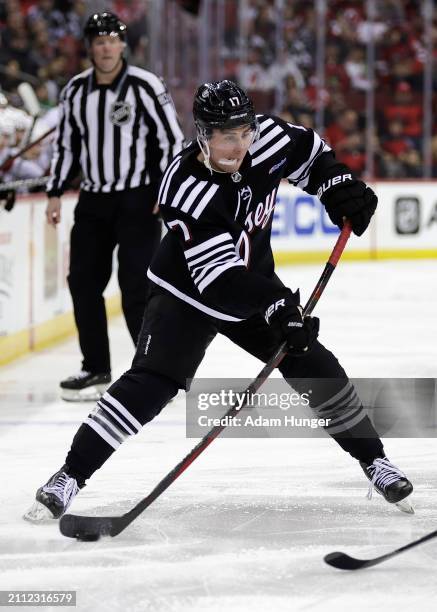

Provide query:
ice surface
left=0, top=260, right=436, bottom=612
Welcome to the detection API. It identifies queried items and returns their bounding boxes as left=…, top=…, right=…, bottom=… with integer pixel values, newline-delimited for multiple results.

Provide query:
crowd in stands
left=0, top=0, right=436, bottom=182
left=235, top=0, right=437, bottom=178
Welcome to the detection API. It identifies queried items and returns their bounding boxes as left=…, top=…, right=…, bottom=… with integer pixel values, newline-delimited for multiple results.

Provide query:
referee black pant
left=67, top=185, right=161, bottom=374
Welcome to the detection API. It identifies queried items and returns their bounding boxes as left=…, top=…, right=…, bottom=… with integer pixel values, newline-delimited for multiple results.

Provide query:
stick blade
left=324, top=551, right=370, bottom=570
left=59, top=513, right=114, bottom=540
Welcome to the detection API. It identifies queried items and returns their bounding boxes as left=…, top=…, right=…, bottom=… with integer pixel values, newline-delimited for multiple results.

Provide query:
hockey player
left=25, top=80, right=413, bottom=522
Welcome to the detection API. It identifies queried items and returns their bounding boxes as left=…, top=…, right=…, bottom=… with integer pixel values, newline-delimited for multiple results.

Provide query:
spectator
left=382, top=81, right=422, bottom=140
left=344, top=46, right=371, bottom=91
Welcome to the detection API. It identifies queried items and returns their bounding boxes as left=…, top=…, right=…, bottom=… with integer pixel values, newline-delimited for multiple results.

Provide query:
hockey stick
left=324, top=528, right=437, bottom=570
left=60, top=220, right=353, bottom=540
left=0, top=176, right=49, bottom=191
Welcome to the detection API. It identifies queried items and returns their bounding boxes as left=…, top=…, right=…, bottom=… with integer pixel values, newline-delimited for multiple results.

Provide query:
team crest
left=237, top=185, right=253, bottom=216
left=239, top=186, right=252, bottom=207
left=110, top=101, right=132, bottom=126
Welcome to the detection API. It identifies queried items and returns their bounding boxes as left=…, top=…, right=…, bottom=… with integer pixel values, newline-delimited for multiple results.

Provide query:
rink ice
left=0, top=260, right=436, bottom=612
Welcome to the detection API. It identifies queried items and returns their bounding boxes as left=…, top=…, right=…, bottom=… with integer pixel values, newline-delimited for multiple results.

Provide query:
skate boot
left=24, top=465, right=84, bottom=522
left=60, top=370, right=111, bottom=402
left=360, top=456, right=414, bottom=514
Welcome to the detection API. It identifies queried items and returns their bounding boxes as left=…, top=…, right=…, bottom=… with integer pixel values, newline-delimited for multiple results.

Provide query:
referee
left=46, top=12, right=184, bottom=401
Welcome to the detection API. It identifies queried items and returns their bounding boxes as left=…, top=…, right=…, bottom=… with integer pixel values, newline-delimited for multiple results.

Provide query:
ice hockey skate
left=60, top=370, right=111, bottom=402
left=24, top=466, right=83, bottom=522
left=361, top=456, right=414, bottom=514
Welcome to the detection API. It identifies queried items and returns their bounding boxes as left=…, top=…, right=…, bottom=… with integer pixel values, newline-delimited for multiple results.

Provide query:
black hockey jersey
left=148, top=114, right=334, bottom=322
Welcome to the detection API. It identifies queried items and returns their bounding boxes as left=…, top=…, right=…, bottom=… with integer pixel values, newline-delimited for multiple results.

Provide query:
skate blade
left=394, top=495, right=414, bottom=514
left=23, top=500, right=56, bottom=522
left=61, top=384, right=108, bottom=402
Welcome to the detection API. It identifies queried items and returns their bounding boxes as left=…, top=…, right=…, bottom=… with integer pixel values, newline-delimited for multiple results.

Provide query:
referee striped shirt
left=46, top=61, right=184, bottom=196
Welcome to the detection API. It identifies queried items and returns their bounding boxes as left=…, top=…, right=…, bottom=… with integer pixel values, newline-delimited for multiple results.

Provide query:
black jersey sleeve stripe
left=134, top=76, right=182, bottom=172
left=135, top=84, right=163, bottom=184
left=80, top=75, right=94, bottom=191
left=124, top=82, right=143, bottom=190
left=110, top=77, right=131, bottom=191
left=97, top=88, right=107, bottom=186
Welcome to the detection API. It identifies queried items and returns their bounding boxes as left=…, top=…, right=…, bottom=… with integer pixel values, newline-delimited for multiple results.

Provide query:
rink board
left=1, top=182, right=436, bottom=365
left=0, top=193, right=121, bottom=365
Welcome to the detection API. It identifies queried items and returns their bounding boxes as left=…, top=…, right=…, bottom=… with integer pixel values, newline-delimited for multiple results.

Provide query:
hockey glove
left=318, top=173, right=377, bottom=236
left=265, top=290, right=319, bottom=354
left=0, top=189, right=16, bottom=212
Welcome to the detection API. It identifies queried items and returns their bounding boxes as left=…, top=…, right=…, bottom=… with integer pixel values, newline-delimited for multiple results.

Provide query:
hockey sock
left=329, top=415, right=384, bottom=464
left=65, top=369, right=178, bottom=481
left=301, top=379, right=385, bottom=464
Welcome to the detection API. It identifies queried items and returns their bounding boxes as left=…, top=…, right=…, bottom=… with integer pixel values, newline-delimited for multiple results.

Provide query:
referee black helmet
left=84, top=12, right=127, bottom=43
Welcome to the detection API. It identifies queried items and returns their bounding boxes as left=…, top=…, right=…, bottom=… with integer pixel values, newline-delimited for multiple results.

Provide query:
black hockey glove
left=318, top=173, right=377, bottom=236
left=265, top=290, right=319, bottom=354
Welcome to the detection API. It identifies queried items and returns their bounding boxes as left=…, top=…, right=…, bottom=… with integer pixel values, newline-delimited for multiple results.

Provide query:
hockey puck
left=76, top=533, right=100, bottom=542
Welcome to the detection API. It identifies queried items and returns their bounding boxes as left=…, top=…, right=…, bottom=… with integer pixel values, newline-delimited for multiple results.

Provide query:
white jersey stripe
left=161, top=159, right=181, bottom=204
left=249, top=125, right=283, bottom=154
left=180, top=180, right=208, bottom=213
left=147, top=269, right=243, bottom=322
left=251, top=135, right=291, bottom=167
left=193, top=254, right=241, bottom=284
left=187, top=242, right=235, bottom=268
left=257, top=117, right=274, bottom=132
left=191, top=184, right=220, bottom=219
left=170, top=175, right=197, bottom=207
left=197, top=259, right=245, bottom=293
left=158, top=155, right=181, bottom=203
left=184, top=232, right=232, bottom=258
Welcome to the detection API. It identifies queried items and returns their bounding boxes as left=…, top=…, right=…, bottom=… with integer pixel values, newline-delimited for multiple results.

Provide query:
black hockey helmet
left=84, top=12, right=127, bottom=43
left=193, top=80, right=257, bottom=136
